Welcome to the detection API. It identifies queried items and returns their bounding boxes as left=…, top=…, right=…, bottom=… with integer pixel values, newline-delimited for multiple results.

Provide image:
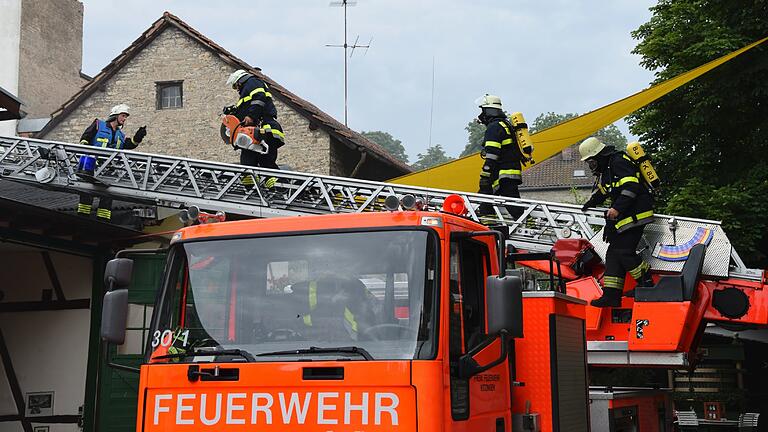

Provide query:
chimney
left=561, top=145, right=575, bottom=161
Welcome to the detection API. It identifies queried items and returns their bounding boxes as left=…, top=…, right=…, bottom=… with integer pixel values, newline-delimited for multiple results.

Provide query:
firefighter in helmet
left=580, top=137, right=654, bottom=307
left=76, top=104, right=146, bottom=221
left=224, top=69, right=284, bottom=189
left=475, top=94, right=524, bottom=219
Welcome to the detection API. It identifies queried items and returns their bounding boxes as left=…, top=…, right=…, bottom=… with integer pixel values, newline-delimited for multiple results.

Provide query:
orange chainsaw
left=219, top=113, right=268, bottom=154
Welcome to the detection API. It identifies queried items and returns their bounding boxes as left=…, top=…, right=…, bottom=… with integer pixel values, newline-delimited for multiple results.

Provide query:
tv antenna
left=326, top=0, right=372, bottom=126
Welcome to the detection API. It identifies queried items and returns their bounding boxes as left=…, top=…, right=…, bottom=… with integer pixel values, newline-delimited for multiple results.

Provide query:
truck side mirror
left=104, top=258, right=133, bottom=289
left=100, top=258, right=134, bottom=345
left=486, top=275, right=523, bottom=338
left=101, top=289, right=129, bottom=344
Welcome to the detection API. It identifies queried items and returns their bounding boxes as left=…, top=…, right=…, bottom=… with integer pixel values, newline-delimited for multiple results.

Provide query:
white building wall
left=0, top=249, right=92, bottom=432
left=0, top=0, right=22, bottom=137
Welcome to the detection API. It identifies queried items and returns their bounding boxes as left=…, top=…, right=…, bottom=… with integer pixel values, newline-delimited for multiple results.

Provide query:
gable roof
left=38, top=12, right=411, bottom=175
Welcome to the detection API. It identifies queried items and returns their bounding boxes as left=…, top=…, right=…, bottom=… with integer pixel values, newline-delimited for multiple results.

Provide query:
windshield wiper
left=152, top=348, right=255, bottom=362
left=255, top=346, right=373, bottom=361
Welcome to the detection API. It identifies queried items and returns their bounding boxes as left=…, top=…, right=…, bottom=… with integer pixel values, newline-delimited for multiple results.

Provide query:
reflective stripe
left=484, top=140, right=501, bottom=149
left=498, top=121, right=511, bottom=135
left=77, top=204, right=92, bottom=214
left=613, top=176, right=639, bottom=187
left=616, top=210, right=654, bottom=231
left=96, top=137, right=109, bottom=148
left=598, top=184, right=607, bottom=194
left=620, top=189, right=637, bottom=198
left=344, top=307, right=358, bottom=332
left=604, top=276, right=625, bottom=289
left=80, top=140, right=89, bottom=145
left=96, top=208, right=112, bottom=219
left=498, top=168, right=522, bottom=176
left=484, top=152, right=499, bottom=160
left=500, top=138, right=514, bottom=146
left=260, top=125, right=285, bottom=141
left=303, top=281, right=318, bottom=327
left=251, top=100, right=266, bottom=107
left=629, top=261, right=650, bottom=280
left=237, top=87, right=272, bottom=107
left=241, top=174, right=256, bottom=185
left=308, top=281, right=317, bottom=310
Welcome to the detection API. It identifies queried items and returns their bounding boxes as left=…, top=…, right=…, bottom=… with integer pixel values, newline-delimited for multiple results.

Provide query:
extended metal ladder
left=0, top=135, right=755, bottom=277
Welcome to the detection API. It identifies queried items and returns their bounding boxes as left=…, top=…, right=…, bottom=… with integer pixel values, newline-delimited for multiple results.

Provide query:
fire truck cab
left=101, top=207, right=591, bottom=432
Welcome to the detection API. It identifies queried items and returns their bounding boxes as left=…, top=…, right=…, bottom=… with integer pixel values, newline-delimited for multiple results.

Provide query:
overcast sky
left=80, top=0, right=658, bottom=162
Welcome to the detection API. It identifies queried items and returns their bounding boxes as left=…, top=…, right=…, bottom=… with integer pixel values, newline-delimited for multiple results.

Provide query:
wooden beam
left=0, top=329, right=32, bottom=432
left=41, top=252, right=66, bottom=301
left=0, top=299, right=90, bottom=312
left=0, top=414, right=81, bottom=424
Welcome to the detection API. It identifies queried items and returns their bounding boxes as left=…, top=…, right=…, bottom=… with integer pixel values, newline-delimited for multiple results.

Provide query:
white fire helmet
left=475, top=94, right=503, bottom=110
left=109, top=104, right=130, bottom=117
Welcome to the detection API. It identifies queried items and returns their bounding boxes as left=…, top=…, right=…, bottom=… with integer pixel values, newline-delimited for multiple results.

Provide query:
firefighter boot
left=624, top=269, right=654, bottom=298
left=590, top=287, right=622, bottom=308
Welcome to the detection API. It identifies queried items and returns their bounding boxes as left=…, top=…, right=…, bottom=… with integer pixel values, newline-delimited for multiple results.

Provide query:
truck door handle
left=187, top=365, right=240, bottom=382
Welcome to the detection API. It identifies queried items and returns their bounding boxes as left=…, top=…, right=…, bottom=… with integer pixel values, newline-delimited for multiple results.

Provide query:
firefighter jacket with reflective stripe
left=235, top=75, right=278, bottom=122
left=480, top=117, right=523, bottom=185
left=258, top=118, right=285, bottom=149
left=591, top=152, right=654, bottom=233
left=79, top=119, right=137, bottom=150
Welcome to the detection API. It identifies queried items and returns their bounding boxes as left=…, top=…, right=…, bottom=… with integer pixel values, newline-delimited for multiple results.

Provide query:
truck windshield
left=147, top=230, right=437, bottom=362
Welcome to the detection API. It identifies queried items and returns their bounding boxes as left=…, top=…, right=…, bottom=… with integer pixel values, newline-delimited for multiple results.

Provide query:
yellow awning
left=390, top=36, right=768, bottom=192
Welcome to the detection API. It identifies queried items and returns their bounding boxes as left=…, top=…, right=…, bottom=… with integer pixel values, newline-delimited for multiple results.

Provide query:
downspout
left=349, top=148, right=367, bottom=178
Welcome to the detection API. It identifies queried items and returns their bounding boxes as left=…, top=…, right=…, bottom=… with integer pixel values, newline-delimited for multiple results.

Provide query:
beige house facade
left=38, top=12, right=410, bottom=181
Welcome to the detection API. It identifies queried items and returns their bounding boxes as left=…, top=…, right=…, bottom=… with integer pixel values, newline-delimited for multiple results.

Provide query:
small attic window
left=573, top=169, right=587, bottom=178
left=156, top=81, right=183, bottom=109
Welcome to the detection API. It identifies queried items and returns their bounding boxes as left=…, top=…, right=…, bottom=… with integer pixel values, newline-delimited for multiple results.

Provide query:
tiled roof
left=0, top=180, right=145, bottom=211
left=521, top=146, right=594, bottom=190
left=38, top=12, right=411, bottom=175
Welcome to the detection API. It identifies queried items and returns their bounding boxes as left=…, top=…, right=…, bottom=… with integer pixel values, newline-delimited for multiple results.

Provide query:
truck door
left=97, top=253, right=166, bottom=432
left=448, top=235, right=512, bottom=431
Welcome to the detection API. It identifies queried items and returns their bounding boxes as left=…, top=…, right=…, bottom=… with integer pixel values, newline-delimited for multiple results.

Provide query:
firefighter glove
left=603, top=219, right=617, bottom=243
left=133, top=126, right=147, bottom=143
left=581, top=194, right=599, bottom=212
left=223, top=105, right=236, bottom=115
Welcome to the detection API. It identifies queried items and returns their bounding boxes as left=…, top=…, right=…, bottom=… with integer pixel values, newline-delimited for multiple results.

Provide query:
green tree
left=531, top=112, right=628, bottom=150
left=412, top=144, right=454, bottom=170
left=460, top=121, right=486, bottom=157
left=628, top=0, right=768, bottom=266
left=360, top=130, right=409, bottom=164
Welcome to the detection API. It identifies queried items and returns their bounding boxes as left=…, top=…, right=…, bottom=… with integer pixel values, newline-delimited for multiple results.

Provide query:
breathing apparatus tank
left=626, top=141, right=660, bottom=190
left=509, top=112, right=534, bottom=165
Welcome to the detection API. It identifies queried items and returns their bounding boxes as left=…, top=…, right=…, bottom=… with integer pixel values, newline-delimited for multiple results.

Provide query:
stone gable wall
left=43, top=26, right=332, bottom=174
left=18, top=0, right=88, bottom=119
